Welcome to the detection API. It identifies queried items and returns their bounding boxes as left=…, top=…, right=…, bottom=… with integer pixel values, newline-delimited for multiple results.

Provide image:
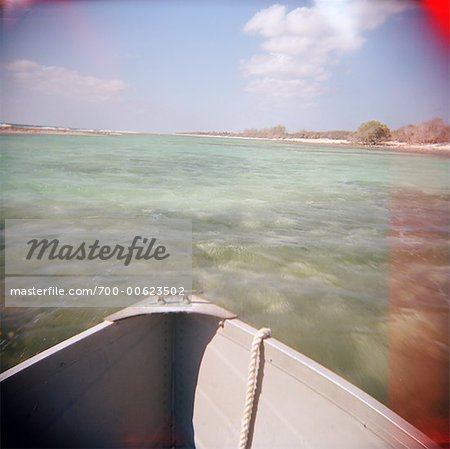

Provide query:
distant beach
left=0, top=124, right=147, bottom=137
left=176, top=133, right=450, bottom=156
left=1, top=124, right=449, bottom=156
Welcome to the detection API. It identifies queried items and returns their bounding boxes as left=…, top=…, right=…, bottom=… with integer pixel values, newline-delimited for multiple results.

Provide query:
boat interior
left=0, top=300, right=439, bottom=449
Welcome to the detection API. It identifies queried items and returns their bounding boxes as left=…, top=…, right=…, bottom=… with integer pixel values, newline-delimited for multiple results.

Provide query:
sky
left=1, top=0, right=448, bottom=133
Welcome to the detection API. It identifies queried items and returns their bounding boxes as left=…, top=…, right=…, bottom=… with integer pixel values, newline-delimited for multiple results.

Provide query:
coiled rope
left=238, top=327, right=272, bottom=449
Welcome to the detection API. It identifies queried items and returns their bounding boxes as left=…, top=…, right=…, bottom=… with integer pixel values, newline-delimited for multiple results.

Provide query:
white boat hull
left=0, top=297, right=439, bottom=448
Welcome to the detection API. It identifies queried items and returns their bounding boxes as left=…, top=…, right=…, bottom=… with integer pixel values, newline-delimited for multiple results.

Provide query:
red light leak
left=421, top=0, right=450, bottom=45
left=389, top=189, right=450, bottom=446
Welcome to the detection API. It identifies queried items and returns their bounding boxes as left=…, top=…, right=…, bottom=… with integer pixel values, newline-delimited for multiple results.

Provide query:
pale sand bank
left=176, top=133, right=450, bottom=156
left=2, top=126, right=448, bottom=156
left=0, top=124, right=144, bottom=136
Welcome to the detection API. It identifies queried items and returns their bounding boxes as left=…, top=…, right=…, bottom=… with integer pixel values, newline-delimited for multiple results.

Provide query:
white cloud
left=5, top=60, right=128, bottom=101
left=242, top=0, right=415, bottom=103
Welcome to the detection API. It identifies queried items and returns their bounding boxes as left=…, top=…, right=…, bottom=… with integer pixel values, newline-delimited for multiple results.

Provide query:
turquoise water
left=1, top=135, right=449, bottom=411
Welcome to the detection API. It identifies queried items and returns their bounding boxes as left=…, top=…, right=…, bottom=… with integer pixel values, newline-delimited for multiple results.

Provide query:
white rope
left=239, top=327, right=272, bottom=449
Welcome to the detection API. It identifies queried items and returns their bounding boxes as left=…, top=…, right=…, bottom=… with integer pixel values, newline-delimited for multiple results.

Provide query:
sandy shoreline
left=176, top=133, right=450, bottom=156
left=1, top=126, right=449, bottom=156
left=0, top=125, right=150, bottom=137
left=0, top=127, right=121, bottom=137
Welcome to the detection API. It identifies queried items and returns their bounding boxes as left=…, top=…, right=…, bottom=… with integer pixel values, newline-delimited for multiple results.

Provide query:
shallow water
left=1, top=134, right=448, bottom=438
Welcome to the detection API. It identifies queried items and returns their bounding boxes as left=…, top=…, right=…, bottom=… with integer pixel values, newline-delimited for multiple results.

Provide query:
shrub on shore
left=354, top=121, right=391, bottom=145
left=290, top=130, right=353, bottom=140
left=241, top=126, right=287, bottom=138
left=392, top=118, right=450, bottom=144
